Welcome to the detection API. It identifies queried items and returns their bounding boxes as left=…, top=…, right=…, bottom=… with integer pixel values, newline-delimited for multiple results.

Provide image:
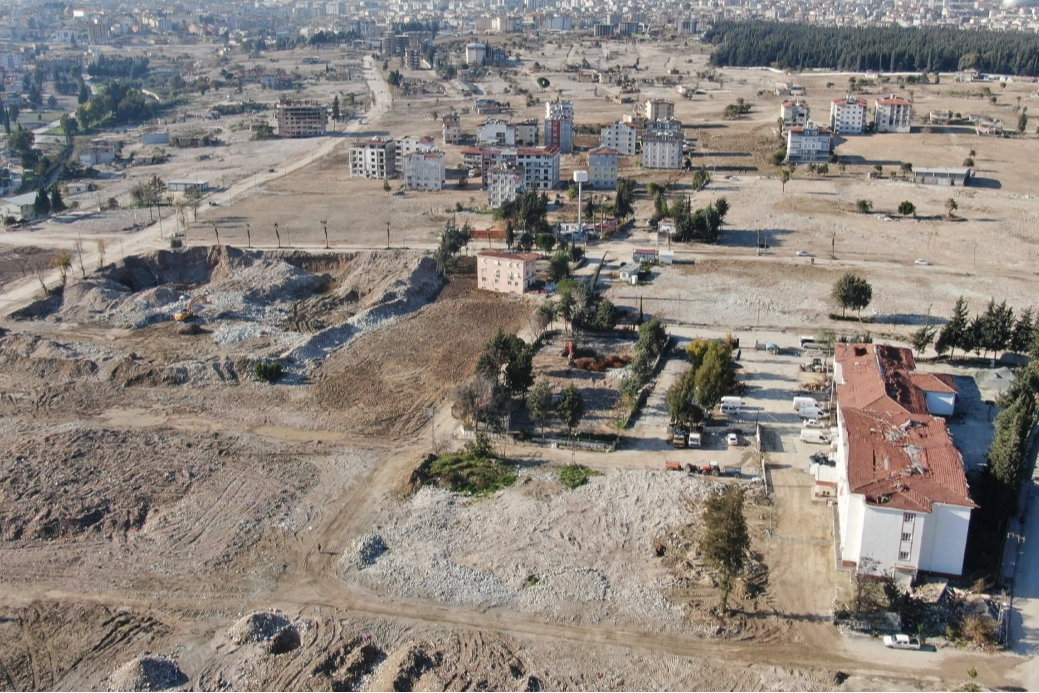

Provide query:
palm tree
left=274, top=222, right=281, bottom=248
left=245, top=222, right=251, bottom=248
left=321, top=219, right=328, bottom=249
left=945, top=198, right=958, bottom=219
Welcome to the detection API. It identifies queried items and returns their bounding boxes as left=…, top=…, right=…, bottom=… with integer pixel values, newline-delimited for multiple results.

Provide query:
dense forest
left=86, top=55, right=150, bottom=80
left=704, top=20, right=1039, bottom=77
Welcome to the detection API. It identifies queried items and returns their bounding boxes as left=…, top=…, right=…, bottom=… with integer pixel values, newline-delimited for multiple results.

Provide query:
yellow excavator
left=174, top=295, right=208, bottom=322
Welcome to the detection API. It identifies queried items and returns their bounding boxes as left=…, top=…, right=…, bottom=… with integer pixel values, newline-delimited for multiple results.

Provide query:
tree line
left=86, top=55, right=150, bottom=80
left=76, top=80, right=154, bottom=130
left=704, top=20, right=1039, bottom=77
left=666, top=337, right=740, bottom=426
left=917, top=297, right=1039, bottom=361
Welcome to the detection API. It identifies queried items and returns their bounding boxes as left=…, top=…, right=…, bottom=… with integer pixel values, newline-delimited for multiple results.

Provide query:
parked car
left=803, top=418, right=825, bottom=428
left=915, top=258, right=931, bottom=266
left=726, top=432, right=739, bottom=446
left=883, top=634, right=922, bottom=650
left=795, top=250, right=813, bottom=257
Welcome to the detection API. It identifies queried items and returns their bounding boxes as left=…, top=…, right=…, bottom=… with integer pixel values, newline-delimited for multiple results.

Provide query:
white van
left=792, top=396, right=818, bottom=411
left=800, top=428, right=830, bottom=444
left=720, top=396, right=743, bottom=408
left=720, top=403, right=741, bottom=416
left=799, top=406, right=823, bottom=420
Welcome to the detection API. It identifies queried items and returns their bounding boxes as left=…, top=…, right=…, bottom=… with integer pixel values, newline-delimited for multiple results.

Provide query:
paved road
left=1009, top=456, right=1039, bottom=691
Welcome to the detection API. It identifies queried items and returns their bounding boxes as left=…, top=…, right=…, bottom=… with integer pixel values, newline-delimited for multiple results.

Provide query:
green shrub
left=254, top=361, right=283, bottom=383
left=558, top=463, right=601, bottom=489
left=169, top=237, right=183, bottom=249
left=427, top=436, right=516, bottom=495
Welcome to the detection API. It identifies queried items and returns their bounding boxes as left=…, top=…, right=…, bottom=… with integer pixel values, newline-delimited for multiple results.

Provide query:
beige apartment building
left=477, top=250, right=539, bottom=294
left=276, top=100, right=328, bottom=138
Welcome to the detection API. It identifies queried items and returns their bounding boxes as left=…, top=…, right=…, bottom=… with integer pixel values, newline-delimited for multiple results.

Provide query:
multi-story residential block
left=395, top=135, right=436, bottom=162
left=486, top=163, right=525, bottom=207
left=516, top=147, right=560, bottom=190
left=403, top=150, right=446, bottom=191
left=875, top=94, right=913, bottom=133
left=349, top=139, right=396, bottom=179
left=465, top=42, right=486, bottom=65
left=641, top=134, right=683, bottom=169
left=514, top=119, right=539, bottom=146
left=600, top=120, right=637, bottom=156
left=477, top=250, right=539, bottom=295
left=442, top=113, right=462, bottom=144
left=544, top=100, right=573, bottom=153
left=780, top=98, right=811, bottom=131
left=645, top=118, right=682, bottom=137
left=830, top=95, right=868, bottom=134
left=785, top=121, right=832, bottom=163
left=588, top=148, right=619, bottom=189
left=645, top=98, right=674, bottom=122
left=831, top=343, right=973, bottom=579
left=476, top=119, right=516, bottom=146
left=276, top=100, right=327, bottom=138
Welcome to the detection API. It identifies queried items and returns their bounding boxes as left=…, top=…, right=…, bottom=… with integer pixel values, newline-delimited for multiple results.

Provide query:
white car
left=795, top=250, right=813, bottom=257
left=726, top=432, right=739, bottom=446
left=915, top=259, right=931, bottom=266
left=883, top=634, right=922, bottom=650
left=803, top=418, right=825, bottom=428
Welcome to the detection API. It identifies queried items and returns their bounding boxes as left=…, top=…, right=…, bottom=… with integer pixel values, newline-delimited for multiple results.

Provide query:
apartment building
left=442, top=113, right=462, bottom=144
left=486, top=164, right=525, bottom=208
left=780, top=98, right=811, bottom=131
left=402, top=150, right=446, bottom=191
left=875, top=94, right=913, bottom=133
left=587, top=148, right=619, bottom=190
left=514, top=119, right=539, bottom=146
left=276, top=100, right=328, bottom=138
left=645, top=98, right=675, bottom=122
left=544, top=100, right=573, bottom=153
left=785, top=121, right=832, bottom=163
left=395, top=135, right=436, bottom=161
left=830, top=95, right=868, bottom=135
left=600, top=120, right=637, bottom=156
left=349, top=139, right=396, bottom=179
left=831, top=343, right=973, bottom=579
left=515, top=146, right=560, bottom=190
left=476, top=119, right=516, bottom=146
left=641, top=134, right=683, bottom=169
left=477, top=250, right=539, bottom=295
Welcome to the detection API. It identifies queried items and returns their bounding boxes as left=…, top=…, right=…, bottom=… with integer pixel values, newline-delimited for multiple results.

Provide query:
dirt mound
left=370, top=632, right=532, bottom=692
left=228, top=611, right=299, bottom=653
left=310, top=637, right=385, bottom=690
left=351, top=532, right=388, bottom=569
left=108, top=655, right=187, bottom=691
left=314, top=290, right=533, bottom=436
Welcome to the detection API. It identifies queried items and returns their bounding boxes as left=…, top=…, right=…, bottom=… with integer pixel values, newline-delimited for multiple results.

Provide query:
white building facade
left=875, top=95, right=913, bottom=133
left=486, top=164, right=525, bottom=207
left=600, top=121, right=637, bottom=156
left=641, top=134, right=682, bottom=169
left=785, top=122, right=832, bottom=164
left=780, top=99, right=811, bottom=131
left=515, top=147, right=560, bottom=190
left=587, top=148, right=619, bottom=189
left=830, top=95, right=868, bottom=135
left=476, top=119, right=516, bottom=146
left=403, top=151, right=446, bottom=191
left=349, top=139, right=397, bottom=179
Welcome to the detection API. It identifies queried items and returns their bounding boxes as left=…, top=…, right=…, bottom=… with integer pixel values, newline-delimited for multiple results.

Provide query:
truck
left=800, top=428, right=831, bottom=444
left=799, top=406, right=824, bottom=420
left=720, top=396, right=743, bottom=408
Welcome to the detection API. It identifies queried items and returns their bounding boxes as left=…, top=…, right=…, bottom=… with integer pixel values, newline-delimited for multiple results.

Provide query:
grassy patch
left=558, top=464, right=602, bottom=489
left=828, top=313, right=875, bottom=323
left=427, top=444, right=516, bottom=496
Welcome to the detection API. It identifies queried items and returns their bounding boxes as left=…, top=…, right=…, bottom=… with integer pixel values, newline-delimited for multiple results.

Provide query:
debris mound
left=351, top=533, right=388, bottom=569
left=108, top=655, right=187, bottom=691
left=227, top=611, right=294, bottom=646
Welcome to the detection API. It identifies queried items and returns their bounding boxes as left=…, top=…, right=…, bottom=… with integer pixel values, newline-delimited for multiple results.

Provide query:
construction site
left=1, top=34, right=1038, bottom=693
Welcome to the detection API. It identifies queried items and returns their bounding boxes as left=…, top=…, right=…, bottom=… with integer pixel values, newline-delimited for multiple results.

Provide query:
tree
left=535, top=233, right=555, bottom=253
left=592, top=298, right=618, bottom=332
left=503, top=343, right=535, bottom=396
left=33, top=188, right=51, bottom=217
left=383, top=179, right=391, bottom=193
left=556, top=384, right=585, bottom=438
left=666, top=368, right=699, bottom=425
left=695, top=346, right=733, bottom=412
left=527, top=379, right=554, bottom=441
left=49, top=252, right=72, bottom=286
left=331, top=95, right=340, bottom=122
left=453, top=377, right=494, bottom=431
left=832, top=273, right=873, bottom=317
left=49, top=185, right=66, bottom=213
left=909, top=324, right=937, bottom=356
left=548, top=250, right=570, bottom=281
left=945, top=197, right=958, bottom=218
left=1019, top=111, right=1029, bottom=134
left=897, top=200, right=916, bottom=217
left=779, top=168, right=790, bottom=192
left=613, top=178, right=635, bottom=220
left=855, top=199, right=873, bottom=214
left=504, top=220, right=515, bottom=249
left=536, top=76, right=551, bottom=90
left=59, top=113, right=78, bottom=148
left=714, top=197, right=729, bottom=221
left=700, top=485, right=750, bottom=613
left=938, top=297, right=969, bottom=357
left=1011, top=308, right=1034, bottom=355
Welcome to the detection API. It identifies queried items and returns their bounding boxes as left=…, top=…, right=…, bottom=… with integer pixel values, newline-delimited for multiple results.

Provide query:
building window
left=901, top=532, right=912, bottom=542
left=903, top=513, right=915, bottom=523
left=898, top=551, right=910, bottom=561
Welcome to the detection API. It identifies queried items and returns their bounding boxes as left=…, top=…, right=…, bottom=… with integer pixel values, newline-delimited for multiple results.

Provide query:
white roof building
left=600, top=121, right=637, bottom=156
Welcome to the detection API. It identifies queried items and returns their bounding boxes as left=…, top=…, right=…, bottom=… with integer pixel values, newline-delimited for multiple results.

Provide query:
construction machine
left=174, top=295, right=209, bottom=322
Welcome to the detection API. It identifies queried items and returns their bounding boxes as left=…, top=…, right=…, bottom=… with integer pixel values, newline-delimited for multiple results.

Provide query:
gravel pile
left=347, top=470, right=709, bottom=629
left=227, top=611, right=294, bottom=646
left=108, top=655, right=186, bottom=691
left=351, top=532, right=388, bottom=569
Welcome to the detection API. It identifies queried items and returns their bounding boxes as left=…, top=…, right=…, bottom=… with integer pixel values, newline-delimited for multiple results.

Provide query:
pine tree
left=1011, top=308, right=1034, bottom=355
left=938, top=297, right=969, bottom=357
left=700, top=485, right=750, bottom=614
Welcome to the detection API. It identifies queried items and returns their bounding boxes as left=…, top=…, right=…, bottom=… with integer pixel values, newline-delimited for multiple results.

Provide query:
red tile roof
left=835, top=343, right=972, bottom=510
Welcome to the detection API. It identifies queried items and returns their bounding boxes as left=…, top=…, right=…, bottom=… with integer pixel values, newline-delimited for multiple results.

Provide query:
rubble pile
left=108, top=655, right=186, bottom=692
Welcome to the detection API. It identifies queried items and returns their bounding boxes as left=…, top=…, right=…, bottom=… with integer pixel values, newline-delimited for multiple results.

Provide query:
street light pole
left=574, top=170, right=588, bottom=245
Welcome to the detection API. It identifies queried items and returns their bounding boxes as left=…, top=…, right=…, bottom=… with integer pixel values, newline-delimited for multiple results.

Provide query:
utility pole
left=573, top=169, right=587, bottom=245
